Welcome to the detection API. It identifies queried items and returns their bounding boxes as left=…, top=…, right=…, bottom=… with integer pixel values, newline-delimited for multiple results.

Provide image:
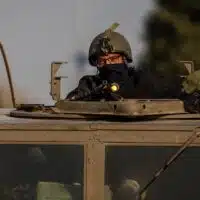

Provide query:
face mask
left=98, top=64, right=128, bottom=83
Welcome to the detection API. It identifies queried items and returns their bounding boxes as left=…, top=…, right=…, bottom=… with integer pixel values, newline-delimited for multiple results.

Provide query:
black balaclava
left=98, top=63, right=129, bottom=83
left=97, top=63, right=135, bottom=98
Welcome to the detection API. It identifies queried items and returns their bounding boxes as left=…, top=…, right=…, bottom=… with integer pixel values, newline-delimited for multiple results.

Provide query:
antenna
left=0, top=42, right=16, bottom=108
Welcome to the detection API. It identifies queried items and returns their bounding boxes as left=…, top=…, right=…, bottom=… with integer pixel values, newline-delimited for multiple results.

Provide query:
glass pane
left=0, top=144, right=84, bottom=200
left=105, top=146, right=200, bottom=200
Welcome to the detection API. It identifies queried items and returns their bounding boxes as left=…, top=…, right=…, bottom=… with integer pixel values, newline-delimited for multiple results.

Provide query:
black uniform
left=66, top=64, right=138, bottom=100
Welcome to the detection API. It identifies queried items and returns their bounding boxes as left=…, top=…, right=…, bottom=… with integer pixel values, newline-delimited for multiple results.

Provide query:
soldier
left=66, top=24, right=138, bottom=101
left=181, top=69, right=200, bottom=112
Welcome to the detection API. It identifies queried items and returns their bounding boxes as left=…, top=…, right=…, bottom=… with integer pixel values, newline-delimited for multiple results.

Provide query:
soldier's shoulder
left=79, top=74, right=98, bottom=82
left=80, top=74, right=97, bottom=79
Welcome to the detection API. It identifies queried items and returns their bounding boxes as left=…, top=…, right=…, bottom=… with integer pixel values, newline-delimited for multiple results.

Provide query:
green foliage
left=137, top=0, right=200, bottom=97
left=140, top=0, right=200, bottom=71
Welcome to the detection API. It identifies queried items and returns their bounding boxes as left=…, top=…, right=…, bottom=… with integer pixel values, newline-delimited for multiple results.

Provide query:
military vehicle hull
left=0, top=108, right=200, bottom=200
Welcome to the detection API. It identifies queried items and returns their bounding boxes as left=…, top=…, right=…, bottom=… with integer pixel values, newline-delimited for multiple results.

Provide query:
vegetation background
left=136, top=0, right=200, bottom=97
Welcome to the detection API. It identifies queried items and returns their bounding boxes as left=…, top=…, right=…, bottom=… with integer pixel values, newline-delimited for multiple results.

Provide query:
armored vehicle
left=0, top=40, right=200, bottom=200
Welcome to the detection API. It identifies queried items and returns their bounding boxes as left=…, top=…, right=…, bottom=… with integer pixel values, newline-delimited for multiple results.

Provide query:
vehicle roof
left=1, top=108, right=200, bottom=131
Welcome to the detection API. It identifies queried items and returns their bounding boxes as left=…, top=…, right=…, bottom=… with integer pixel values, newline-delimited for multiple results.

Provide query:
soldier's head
left=88, top=31, right=133, bottom=69
left=114, top=179, right=145, bottom=200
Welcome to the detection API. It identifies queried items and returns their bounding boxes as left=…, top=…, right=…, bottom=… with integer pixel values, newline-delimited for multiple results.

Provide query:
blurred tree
left=136, top=0, right=200, bottom=97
